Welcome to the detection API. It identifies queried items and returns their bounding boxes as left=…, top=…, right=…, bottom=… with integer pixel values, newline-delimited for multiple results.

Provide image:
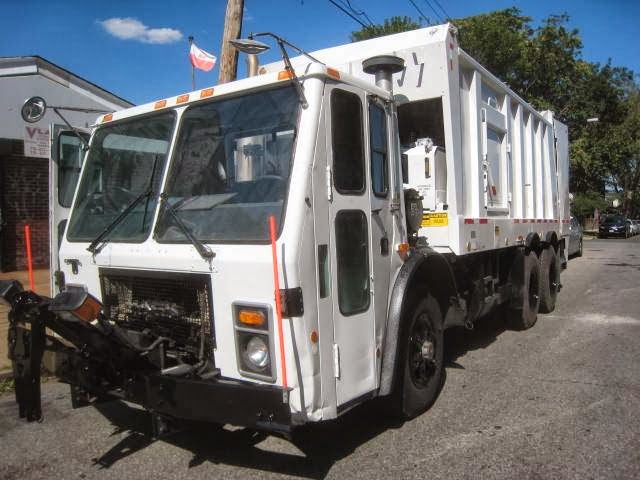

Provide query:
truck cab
left=34, top=62, right=407, bottom=428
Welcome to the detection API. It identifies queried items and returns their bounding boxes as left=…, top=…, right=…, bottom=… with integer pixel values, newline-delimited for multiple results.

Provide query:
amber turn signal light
left=238, top=309, right=266, bottom=327
left=49, top=285, right=102, bottom=323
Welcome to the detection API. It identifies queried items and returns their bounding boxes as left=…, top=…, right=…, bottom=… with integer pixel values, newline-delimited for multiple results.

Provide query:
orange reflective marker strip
left=200, top=88, right=214, bottom=98
left=154, top=100, right=167, bottom=109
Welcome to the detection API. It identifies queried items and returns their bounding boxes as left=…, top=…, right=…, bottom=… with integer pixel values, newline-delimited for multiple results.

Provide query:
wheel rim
left=409, top=313, right=438, bottom=389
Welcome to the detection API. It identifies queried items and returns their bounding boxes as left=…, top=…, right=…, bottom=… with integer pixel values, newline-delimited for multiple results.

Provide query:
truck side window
left=331, top=89, right=364, bottom=194
left=335, top=210, right=370, bottom=315
left=369, top=102, right=389, bottom=197
left=58, top=132, right=85, bottom=207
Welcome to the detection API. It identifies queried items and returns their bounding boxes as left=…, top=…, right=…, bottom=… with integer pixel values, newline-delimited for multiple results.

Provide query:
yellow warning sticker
left=421, top=212, right=448, bottom=227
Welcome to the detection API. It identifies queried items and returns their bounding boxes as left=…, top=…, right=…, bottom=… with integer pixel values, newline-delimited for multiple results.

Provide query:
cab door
left=323, top=86, right=376, bottom=406
left=367, top=98, right=394, bottom=379
left=49, top=125, right=88, bottom=295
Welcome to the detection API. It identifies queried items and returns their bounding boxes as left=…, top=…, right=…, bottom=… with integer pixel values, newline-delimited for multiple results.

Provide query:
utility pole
left=218, top=0, right=244, bottom=84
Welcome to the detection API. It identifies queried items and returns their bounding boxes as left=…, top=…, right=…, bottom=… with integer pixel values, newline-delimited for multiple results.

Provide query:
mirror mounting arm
left=52, top=108, right=90, bottom=151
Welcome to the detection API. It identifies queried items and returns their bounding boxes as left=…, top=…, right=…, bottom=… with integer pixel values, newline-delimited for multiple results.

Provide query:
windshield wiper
left=159, top=194, right=215, bottom=261
left=87, top=155, right=160, bottom=255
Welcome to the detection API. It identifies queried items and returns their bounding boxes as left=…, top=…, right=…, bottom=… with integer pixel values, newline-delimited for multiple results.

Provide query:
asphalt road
left=2, top=236, right=639, bottom=480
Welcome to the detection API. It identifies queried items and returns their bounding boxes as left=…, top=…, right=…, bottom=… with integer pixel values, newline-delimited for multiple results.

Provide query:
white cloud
left=99, top=17, right=183, bottom=44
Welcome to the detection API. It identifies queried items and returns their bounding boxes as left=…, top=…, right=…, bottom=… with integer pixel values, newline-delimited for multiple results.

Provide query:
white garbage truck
left=2, top=23, right=569, bottom=432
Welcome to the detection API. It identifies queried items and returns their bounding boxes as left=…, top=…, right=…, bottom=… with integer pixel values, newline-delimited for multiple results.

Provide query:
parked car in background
left=598, top=215, right=630, bottom=238
left=568, top=216, right=583, bottom=257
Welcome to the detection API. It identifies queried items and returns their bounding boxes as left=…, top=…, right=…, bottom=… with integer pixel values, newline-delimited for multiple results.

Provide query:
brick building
left=0, top=56, right=131, bottom=271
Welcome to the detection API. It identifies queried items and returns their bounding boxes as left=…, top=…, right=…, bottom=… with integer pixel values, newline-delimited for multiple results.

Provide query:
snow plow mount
left=1, top=280, right=292, bottom=432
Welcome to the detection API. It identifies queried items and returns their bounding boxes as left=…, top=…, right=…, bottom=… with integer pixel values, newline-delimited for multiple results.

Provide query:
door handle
left=380, top=237, right=389, bottom=256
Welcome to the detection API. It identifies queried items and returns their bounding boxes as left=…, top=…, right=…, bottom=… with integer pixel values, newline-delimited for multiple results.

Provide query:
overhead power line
left=431, top=0, right=451, bottom=20
left=421, top=0, right=444, bottom=23
left=408, top=0, right=430, bottom=24
left=344, top=0, right=375, bottom=27
left=327, top=0, right=369, bottom=28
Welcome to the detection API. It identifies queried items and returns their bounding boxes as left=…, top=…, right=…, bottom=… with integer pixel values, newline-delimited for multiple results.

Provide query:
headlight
left=238, top=331, right=272, bottom=376
left=245, top=335, right=269, bottom=369
left=233, top=303, right=274, bottom=381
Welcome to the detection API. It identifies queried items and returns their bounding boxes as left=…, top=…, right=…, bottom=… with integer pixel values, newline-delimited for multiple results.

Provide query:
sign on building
left=23, top=125, right=50, bottom=159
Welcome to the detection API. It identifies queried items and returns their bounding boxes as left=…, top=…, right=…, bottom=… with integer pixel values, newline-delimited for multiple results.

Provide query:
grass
left=0, top=375, right=53, bottom=396
left=0, top=377, right=15, bottom=395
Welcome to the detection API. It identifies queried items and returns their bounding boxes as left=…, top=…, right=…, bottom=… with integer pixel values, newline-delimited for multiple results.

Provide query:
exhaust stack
left=247, top=53, right=259, bottom=77
left=362, top=55, right=405, bottom=93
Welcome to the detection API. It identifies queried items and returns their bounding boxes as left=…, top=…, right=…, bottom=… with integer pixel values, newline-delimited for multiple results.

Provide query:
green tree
left=606, top=88, right=640, bottom=216
left=453, top=7, right=533, bottom=91
left=350, top=16, right=421, bottom=42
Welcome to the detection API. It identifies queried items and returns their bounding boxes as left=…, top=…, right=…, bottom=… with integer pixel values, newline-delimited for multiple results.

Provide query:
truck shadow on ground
left=92, top=398, right=403, bottom=479
left=91, top=311, right=509, bottom=479
left=443, top=310, right=508, bottom=368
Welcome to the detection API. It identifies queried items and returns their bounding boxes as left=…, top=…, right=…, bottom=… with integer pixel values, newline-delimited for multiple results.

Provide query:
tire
left=508, top=251, right=540, bottom=330
left=393, top=294, right=444, bottom=419
left=538, top=247, right=560, bottom=313
left=576, top=238, right=583, bottom=257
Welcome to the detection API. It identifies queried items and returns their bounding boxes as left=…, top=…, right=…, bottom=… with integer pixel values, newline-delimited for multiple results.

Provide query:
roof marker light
left=154, top=100, right=167, bottom=109
left=102, top=113, right=113, bottom=123
left=278, top=70, right=294, bottom=80
left=200, top=88, right=214, bottom=98
left=327, top=67, right=340, bottom=80
left=176, top=94, right=189, bottom=104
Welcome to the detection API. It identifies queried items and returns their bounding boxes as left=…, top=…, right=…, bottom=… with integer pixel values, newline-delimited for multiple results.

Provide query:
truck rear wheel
left=508, top=251, right=540, bottom=330
left=394, top=294, right=444, bottom=419
left=538, top=247, right=560, bottom=313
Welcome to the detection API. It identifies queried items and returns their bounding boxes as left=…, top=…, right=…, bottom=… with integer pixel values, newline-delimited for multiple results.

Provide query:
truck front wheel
left=394, top=294, right=444, bottom=419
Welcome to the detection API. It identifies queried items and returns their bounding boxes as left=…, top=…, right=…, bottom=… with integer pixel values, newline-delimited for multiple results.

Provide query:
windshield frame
left=154, top=84, right=302, bottom=246
left=66, top=110, right=177, bottom=245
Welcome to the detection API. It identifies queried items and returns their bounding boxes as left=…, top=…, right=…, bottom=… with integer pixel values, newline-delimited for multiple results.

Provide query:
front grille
left=100, top=269, right=214, bottom=364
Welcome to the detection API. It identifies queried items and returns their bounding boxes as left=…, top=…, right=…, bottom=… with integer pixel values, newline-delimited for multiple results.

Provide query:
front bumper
left=599, top=230, right=625, bottom=237
left=3, top=281, right=291, bottom=432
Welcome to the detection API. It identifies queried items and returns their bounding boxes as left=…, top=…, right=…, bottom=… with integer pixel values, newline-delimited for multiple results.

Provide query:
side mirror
left=21, top=96, right=47, bottom=123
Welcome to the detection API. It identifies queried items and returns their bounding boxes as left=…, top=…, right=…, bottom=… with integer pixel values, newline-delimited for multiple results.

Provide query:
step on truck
left=2, top=23, right=569, bottom=432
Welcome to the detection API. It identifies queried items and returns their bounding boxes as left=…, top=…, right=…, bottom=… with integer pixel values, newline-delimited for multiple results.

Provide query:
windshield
left=67, top=113, right=175, bottom=242
left=602, top=215, right=625, bottom=225
left=155, top=85, right=299, bottom=243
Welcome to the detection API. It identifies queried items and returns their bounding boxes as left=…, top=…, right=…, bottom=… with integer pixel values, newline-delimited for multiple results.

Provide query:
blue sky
left=1, top=0, right=638, bottom=105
